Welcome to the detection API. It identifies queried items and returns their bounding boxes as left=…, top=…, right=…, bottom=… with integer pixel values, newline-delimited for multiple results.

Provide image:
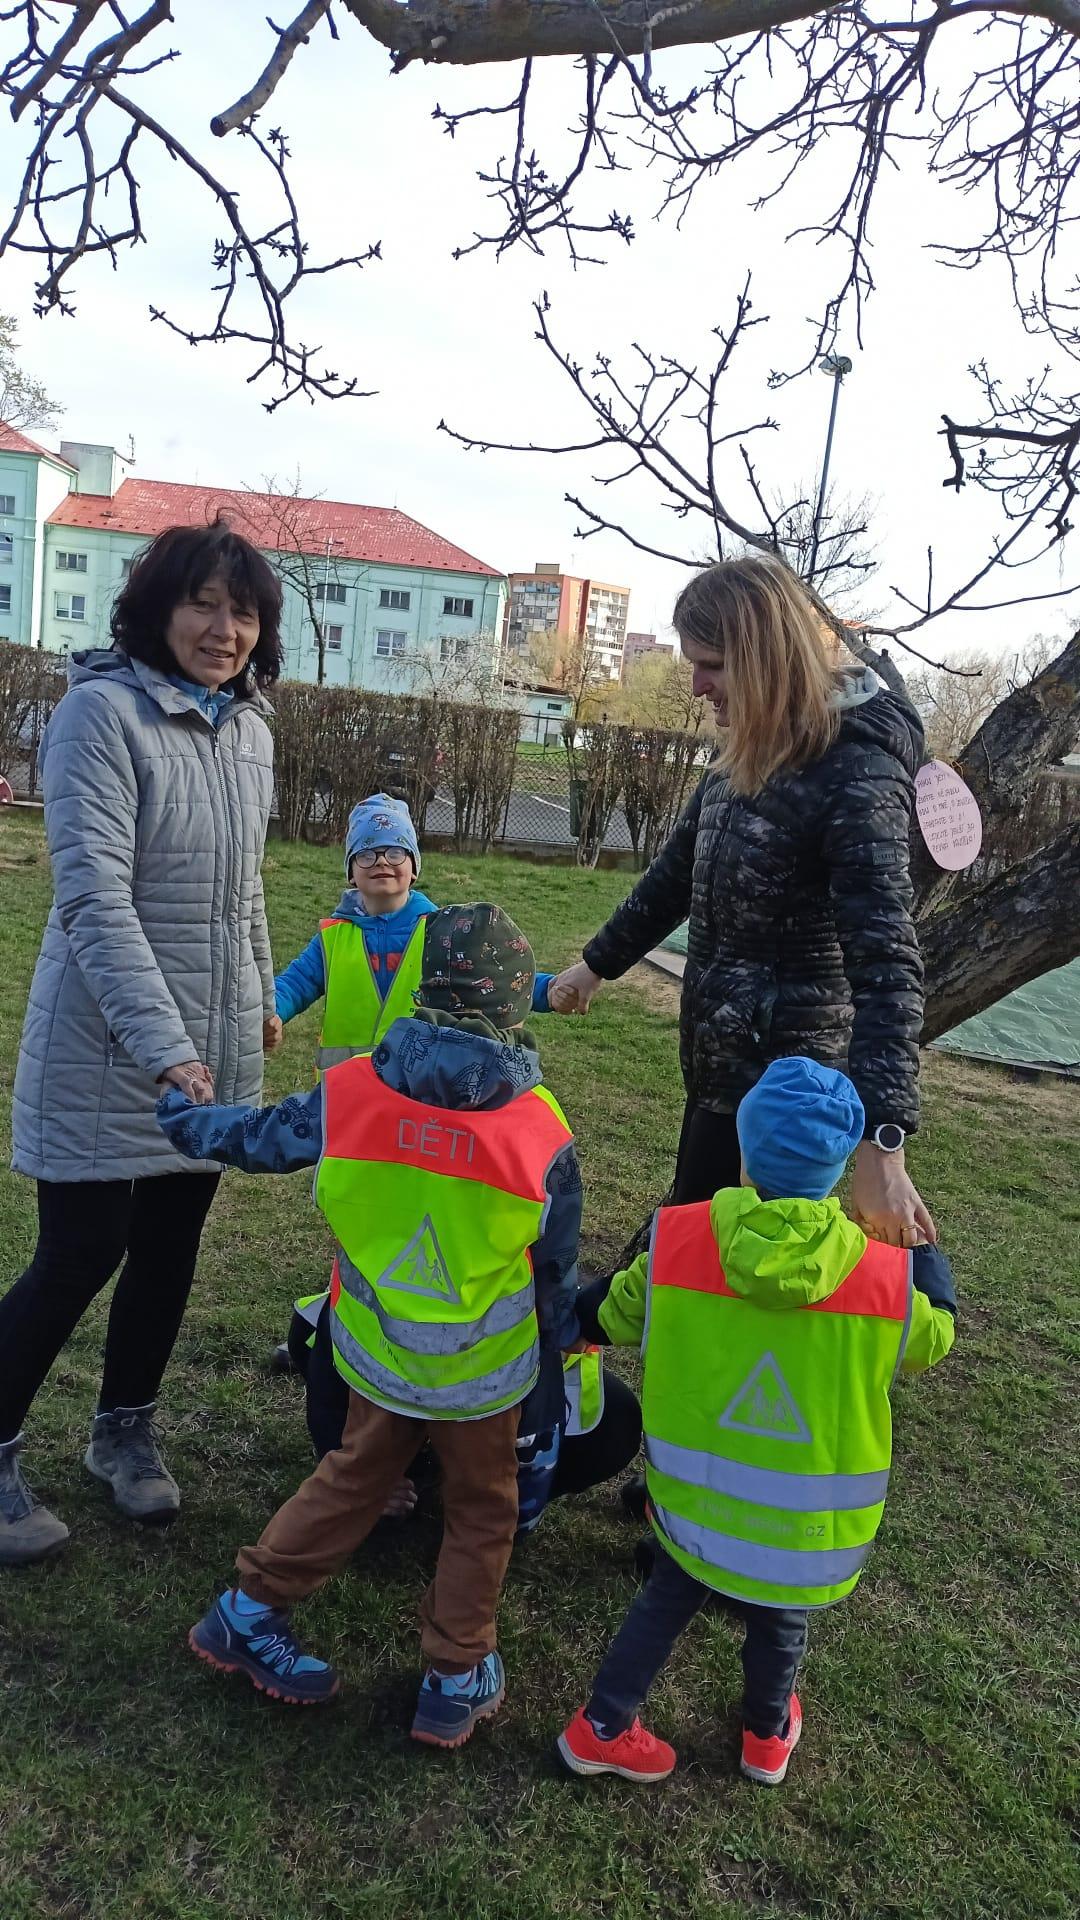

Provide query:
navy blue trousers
left=588, top=1543, right=808, bottom=1739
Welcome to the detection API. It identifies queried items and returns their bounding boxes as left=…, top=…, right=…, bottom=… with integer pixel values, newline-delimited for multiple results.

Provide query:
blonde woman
left=555, top=555, right=935, bottom=1249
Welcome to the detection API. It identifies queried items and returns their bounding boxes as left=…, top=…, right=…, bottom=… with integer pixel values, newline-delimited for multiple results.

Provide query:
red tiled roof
left=46, top=478, right=501, bottom=577
left=0, top=422, right=77, bottom=468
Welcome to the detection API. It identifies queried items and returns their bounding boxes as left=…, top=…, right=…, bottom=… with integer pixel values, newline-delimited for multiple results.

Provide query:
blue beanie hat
left=736, top=1056, right=865, bottom=1200
left=344, top=793, right=421, bottom=878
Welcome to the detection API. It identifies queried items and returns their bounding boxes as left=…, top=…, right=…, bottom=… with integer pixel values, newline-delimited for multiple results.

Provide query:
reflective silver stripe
left=330, top=1311, right=538, bottom=1416
left=644, top=1433, right=890, bottom=1512
left=336, top=1251, right=536, bottom=1356
left=317, top=1044, right=363, bottom=1069
left=653, top=1501, right=872, bottom=1589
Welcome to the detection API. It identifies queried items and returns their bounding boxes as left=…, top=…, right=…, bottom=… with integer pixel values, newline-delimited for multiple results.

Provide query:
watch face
left=875, top=1124, right=905, bottom=1152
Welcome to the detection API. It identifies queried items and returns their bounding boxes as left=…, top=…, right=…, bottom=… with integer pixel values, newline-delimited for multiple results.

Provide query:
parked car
left=381, top=739, right=445, bottom=818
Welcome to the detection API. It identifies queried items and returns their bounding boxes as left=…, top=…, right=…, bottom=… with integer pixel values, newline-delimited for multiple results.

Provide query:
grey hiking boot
left=84, top=1404, right=180, bottom=1523
left=0, top=1433, right=70, bottom=1566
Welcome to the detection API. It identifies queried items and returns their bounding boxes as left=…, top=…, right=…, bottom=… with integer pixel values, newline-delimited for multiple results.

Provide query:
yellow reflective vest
left=315, top=1054, right=574, bottom=1420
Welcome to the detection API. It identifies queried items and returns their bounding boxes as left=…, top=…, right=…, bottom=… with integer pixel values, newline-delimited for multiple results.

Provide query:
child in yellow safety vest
left=266, top=790, right=605, bottom=1514
left=558, top=1056, right=957, bottom=1788
left=161, top=904, right=585, bottom=1750
left=268, top=791, right=558, bottom=1066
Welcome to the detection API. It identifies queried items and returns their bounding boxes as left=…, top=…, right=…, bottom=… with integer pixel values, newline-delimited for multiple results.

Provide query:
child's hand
left=550, top=962, right=603, bottom=1014
left=263, top=1015, right=283, bottom=1053
left=381, top=1477, right=418, bottom=1518
left=158, top=1061, right=215, bottom=1104
left=563, top=1336, right=591, bottom=1355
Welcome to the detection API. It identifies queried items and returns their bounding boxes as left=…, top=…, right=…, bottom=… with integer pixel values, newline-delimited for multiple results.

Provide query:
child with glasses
left=265, top=796, right=599, bottom=1530
left=268, top=792, right=558, bottom=1067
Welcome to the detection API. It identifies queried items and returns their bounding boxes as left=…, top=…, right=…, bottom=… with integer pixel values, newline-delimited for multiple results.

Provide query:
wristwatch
left=871, top=1123, right=906, bottom=1153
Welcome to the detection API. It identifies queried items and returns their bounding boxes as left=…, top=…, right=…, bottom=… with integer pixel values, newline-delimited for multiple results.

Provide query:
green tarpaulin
left=656, top=928, right=1080, bottom=1074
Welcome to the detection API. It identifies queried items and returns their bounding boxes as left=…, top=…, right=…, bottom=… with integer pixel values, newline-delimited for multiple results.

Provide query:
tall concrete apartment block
left=505, top=561, right=630, bottom=682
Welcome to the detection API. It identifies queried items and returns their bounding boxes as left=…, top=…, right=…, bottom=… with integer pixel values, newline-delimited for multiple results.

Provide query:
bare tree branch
left=211, top=1, right=336, bottom=137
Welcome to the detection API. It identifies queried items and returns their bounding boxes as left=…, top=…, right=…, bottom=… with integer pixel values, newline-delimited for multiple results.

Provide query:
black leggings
left=0, top=1172, right=221, bottom=1441
left=672, top=1099, right=742, bottom=1204
left=296, top=1299, right=642, bottom=1503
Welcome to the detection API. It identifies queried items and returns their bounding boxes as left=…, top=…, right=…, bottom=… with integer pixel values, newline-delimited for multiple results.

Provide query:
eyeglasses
left=353, top=845, right=411, bottom=869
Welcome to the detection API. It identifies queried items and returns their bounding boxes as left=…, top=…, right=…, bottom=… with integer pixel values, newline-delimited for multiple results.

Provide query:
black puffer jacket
left=583, top=670, right=924, bottom=1133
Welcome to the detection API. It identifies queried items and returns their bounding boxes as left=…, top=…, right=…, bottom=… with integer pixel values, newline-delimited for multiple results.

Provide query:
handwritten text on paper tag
left=915, top=760, right=983, bottom=871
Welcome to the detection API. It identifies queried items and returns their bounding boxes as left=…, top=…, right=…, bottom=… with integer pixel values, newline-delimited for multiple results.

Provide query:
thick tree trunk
left=344, top=1, right=823, bottom=68
left=918, top=823, right=1080, bottom=1043
left=911, top=629, right=1080, bottom=915
left=344, top=1, right=1080, bottom=67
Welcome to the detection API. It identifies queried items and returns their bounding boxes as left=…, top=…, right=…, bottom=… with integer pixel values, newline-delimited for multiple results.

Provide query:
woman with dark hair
left=1, top=520, right=283, bottom=1566
left=555, top=554, right=935, bottom=1249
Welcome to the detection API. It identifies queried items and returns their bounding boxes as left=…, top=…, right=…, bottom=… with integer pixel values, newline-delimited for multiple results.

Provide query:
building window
left=55, top=551, right=88, bottom=572
left=439, top=635, right=470, bottom=664
left=325, top=625, right=343, bottom=652
left=314, top=581, right=347, bottom=604
left=0, top=494, right=14, bottom=516
left=375, top=628, right=407, bottom=659
left=379, top=588, right=410, bottom=610
left=55, top=592, right=86, bottom=621
left=546, top=701, right=563, bottom=713
left=443, top=595, right=474, bottom=617
left=0, top=585, right=11, bottom=613
left=0, top=534, right=12, bottom=564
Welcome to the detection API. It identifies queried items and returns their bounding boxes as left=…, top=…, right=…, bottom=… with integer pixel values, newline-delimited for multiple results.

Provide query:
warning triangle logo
left=717, top=1351, right=812, bottom=1445
left=377, top=1216, right=459, bottom=1303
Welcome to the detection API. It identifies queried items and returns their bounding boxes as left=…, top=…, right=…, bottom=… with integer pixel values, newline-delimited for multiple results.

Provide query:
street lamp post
left=807, top=353, right=852, bottom=585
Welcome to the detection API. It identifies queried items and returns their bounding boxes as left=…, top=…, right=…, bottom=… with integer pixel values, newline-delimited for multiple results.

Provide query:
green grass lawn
left=0, top=814, right=1077, bottom=1920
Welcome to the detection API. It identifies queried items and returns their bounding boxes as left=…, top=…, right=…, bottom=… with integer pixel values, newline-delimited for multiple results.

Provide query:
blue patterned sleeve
left=157, top=1085, right=323, bottom=1173
left=531, top=1142, right=583, bottom=1349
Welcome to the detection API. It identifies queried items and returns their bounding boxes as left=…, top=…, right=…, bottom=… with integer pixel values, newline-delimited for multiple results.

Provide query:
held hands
left=850, top=1141, right=938, bottom=1249
left=380, top=1477, right=418, bottom=1519
left=158, top=1060, right=215, bottom=1105
left=263, top=1014, right=283, bottom=1053
left=549, top=960, right=604, bottom=1016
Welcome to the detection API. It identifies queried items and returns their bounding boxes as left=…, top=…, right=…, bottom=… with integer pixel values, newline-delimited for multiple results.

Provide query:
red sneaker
left=740, top=1694, right=803, bottom=1786
left=557, top=1706, right=676, bottom=1783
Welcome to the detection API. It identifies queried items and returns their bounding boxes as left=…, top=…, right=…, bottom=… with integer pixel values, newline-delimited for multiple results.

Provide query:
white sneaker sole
left=556, top=1733, right=675, bottom=1782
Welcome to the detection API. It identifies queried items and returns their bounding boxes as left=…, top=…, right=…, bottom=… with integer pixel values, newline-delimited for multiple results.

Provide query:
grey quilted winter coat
left=12, top=649, right=276, bottom=1181
left=583, top=668, right=925, bottom=1134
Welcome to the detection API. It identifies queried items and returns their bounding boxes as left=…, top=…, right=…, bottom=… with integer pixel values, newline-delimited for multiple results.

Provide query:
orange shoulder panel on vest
left=651, top=1204, right=735, bottom=1296
left=322, top=1054, right=570, bottom=1200
left=651, top=1201, right=909, bottom=1323
left=805, top=1237, right=910, bottom=1322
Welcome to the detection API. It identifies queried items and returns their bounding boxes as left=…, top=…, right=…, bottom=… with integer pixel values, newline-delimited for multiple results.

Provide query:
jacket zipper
left=209, top=726, right=236, bottom=1096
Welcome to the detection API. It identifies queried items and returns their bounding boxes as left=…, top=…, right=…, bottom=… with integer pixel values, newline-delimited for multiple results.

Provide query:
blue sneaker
left=410, top=1651, right=505, bottom=1749
left=188, top=1590, right=339, bottom=1705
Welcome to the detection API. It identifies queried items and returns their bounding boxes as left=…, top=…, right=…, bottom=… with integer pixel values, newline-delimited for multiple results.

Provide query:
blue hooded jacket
left=158, top=1016, right=581, bottom=1425
left=275, top=888, right=554, bottom=1023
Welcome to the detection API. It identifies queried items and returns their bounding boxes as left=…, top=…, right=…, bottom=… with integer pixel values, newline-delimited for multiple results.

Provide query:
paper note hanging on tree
left=915, top=760, right=983, bottom=870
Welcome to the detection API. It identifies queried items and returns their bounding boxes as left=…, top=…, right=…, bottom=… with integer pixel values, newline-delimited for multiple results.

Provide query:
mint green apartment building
left=0, top=424, right=506, bottom=692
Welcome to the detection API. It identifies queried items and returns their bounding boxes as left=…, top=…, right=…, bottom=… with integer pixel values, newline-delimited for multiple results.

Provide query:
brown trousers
left=236, top=1389, right=521, bottom=1673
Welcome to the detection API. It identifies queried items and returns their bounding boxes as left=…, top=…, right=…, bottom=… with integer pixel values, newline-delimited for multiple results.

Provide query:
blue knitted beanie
left=736, top=1056, right=865, bottom=1199
left=344, top=792, right=420, bottom=877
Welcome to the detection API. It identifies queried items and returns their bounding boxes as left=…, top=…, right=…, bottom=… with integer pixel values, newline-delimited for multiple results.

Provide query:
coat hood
left=327, top=887, right=437, bottom=931
left=62, top=646, right=269, bottom=722
left=709, top=1185, right=866, bottom=1308
left=831, top=665, right=924, bottom=779
left=372, top=1014, right=542, bottom=1112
